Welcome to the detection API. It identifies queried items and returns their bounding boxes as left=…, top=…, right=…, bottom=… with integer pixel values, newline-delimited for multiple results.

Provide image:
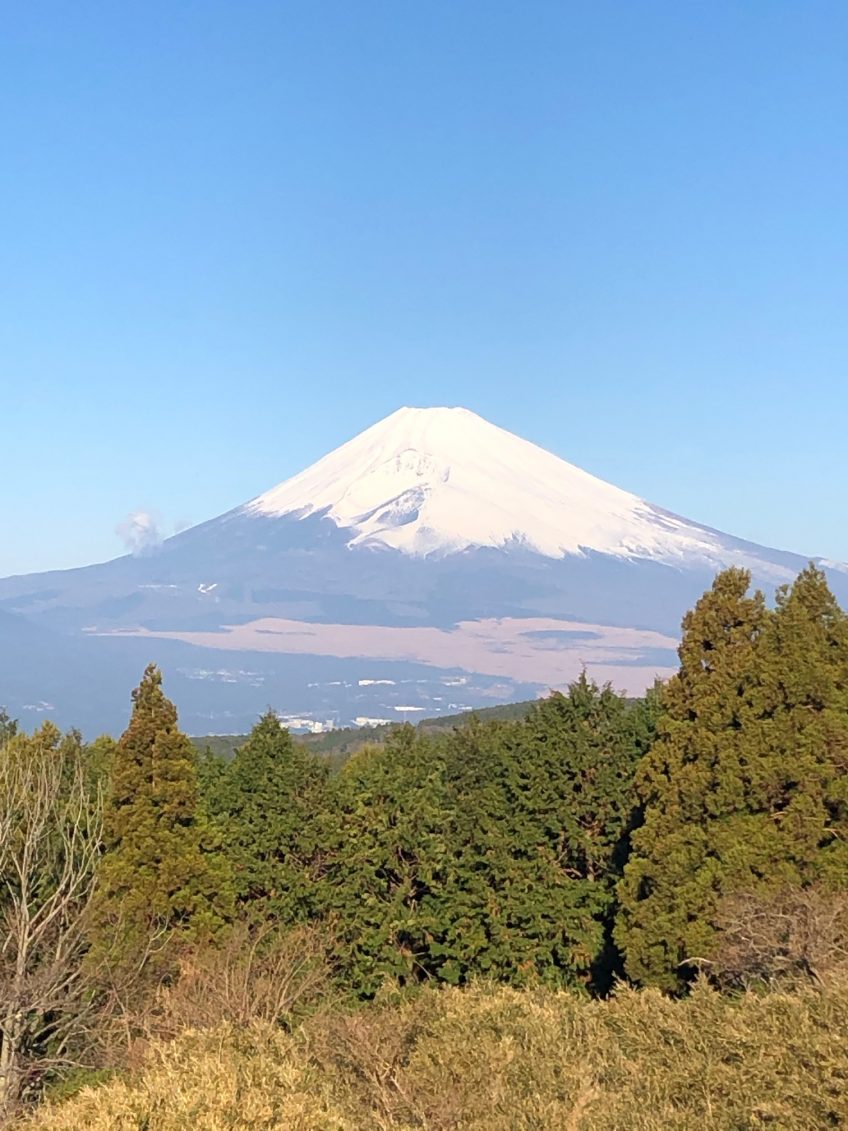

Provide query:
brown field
left=95, top=616, right=677, bottom=693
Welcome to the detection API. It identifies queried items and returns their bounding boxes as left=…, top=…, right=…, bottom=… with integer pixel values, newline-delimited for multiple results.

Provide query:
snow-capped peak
left=242, top=406, right=787, bottom=574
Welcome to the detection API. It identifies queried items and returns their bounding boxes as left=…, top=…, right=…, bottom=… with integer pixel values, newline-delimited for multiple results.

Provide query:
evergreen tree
left=196, top=743, right=230, bottom=815
left=523, top=675, right=653, bottom=885
left=615, top=570, right=769, bottom=989
left=220, top=710, right=329, bottom=923
left=319, top=726, right=448, bottom=997
left=616, top=567, right=848, bottom=991
left=321, top=680, right=653, bottom=996
left=429, top=677, right=650, bottom=991
left=757, top=565, right=848, bottom=884
left=429, top=715, right=595, bottom=988
left=84, top=733, right=117, bottom=796
left=95, top=665, right=231, bottom=948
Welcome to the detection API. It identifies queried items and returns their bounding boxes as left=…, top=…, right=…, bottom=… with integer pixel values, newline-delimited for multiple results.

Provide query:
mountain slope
left=243, top=406, right=811, bottom=578
left=1, top=406, right=845, bottom=733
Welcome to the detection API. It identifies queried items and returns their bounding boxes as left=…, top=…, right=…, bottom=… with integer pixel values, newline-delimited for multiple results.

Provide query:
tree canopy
left=616, top=566, right=848, bottom=990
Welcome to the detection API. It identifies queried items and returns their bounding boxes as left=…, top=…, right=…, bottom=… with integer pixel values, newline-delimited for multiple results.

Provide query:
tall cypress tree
left=757, top=565, right=848, bottom=884
left=616, top=566, right=848, bottom=991
left=615, top=569, right=769, bottom=990
left=96, top=665, right=230, bottom=947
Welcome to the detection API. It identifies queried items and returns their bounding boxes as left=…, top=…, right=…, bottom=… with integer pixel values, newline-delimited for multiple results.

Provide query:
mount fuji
left=2, top=407, right=846, bottom=734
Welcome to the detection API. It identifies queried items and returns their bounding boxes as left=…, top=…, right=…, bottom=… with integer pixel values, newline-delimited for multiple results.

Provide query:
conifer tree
left=523, top=675, right=653, bottom=885
left=429, top=677, right=650, bottom=991
left=430, top=715, right=598, bottom=989
left=615, top=569, right=769, bottom=989
left=757, top=565, right=848, bottom=884
left=321, top=680, right=653, bottom=996
left=220, top=710, right=329, bottom=923
left=616, top=566, right=848, bottom=990
left=96, top=665, right=230, bottom=947
left=319, top=726, right=448, bottom=997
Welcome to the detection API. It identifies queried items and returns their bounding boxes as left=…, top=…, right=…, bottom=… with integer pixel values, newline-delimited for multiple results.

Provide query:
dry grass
left=24, top=1024, right=352, bottom=1131
left=25, top=976, right=848, bottom=1130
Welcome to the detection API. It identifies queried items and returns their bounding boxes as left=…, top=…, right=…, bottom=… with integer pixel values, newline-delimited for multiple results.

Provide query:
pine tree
left=220, top=710, right=329, bottom=924
left=95, top=665, right=231, bottom=948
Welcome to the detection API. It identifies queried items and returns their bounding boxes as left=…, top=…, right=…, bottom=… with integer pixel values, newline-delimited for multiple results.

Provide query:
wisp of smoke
left=116, top=509, right=163, bottom=556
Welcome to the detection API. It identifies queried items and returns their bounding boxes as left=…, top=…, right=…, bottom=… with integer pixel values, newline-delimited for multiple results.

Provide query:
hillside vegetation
left=29, top=978, right=848, bottom=1130
left=2, top=564, right=848, bottom=1125
left=192, top=698, right=539, bottom=764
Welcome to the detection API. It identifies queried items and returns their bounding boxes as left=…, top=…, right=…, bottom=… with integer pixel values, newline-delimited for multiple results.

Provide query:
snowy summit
left=4, top=408, right=847, bottom=733
left=245, top=406, right=777, bottom=572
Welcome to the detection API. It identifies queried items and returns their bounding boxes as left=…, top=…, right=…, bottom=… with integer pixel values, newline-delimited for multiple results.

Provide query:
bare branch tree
left=0, top=725, right=102, bottom=1117
left=141, top=922, right=332, bottom=1043
left=708, top=886, right=848, bottom=990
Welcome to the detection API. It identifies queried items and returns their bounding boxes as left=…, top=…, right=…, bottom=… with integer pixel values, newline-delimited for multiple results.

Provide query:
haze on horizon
left=2, top=2, right=846, bottom=576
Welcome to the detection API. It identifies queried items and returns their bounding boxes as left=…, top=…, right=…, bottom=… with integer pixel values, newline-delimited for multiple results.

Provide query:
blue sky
left=2, top=1, right=846, bottom=575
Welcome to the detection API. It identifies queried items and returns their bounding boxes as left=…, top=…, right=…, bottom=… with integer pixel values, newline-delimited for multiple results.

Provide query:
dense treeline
left=198, top=670, right=655, bottom=997
left=2, top=564, right=848, bottom=1124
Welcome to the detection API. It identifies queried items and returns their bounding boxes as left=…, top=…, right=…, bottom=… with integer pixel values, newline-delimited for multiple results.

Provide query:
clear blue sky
left=2, top=1, right=846, bottom=575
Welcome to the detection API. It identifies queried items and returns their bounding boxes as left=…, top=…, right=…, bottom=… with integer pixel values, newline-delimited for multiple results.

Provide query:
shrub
left=27, top=977, right=848, bottom=1130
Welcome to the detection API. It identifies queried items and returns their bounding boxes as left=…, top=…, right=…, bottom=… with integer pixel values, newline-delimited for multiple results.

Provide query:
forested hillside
left=2, top=564, right=848, bottom=1127
left=192, top=698, right=540, bottom=766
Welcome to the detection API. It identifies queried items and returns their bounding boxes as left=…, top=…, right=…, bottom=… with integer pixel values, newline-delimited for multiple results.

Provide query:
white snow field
left=245, top=406, right=791, bottom=576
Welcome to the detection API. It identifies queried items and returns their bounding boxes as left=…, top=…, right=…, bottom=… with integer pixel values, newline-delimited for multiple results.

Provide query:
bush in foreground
left=27, top=976, right=848, bottom=1130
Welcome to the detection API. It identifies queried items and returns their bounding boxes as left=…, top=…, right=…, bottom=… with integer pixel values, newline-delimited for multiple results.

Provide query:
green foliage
left=84, top=733, right=117, bottom=792
left=189, top=699, right=541, bottom=768
left=42, top=1067, right=117, bottom=1106
left=429, top=715, right=604, bottom=989
left=616, top=566, right=848, bottom=990
left=760, top=566, right=848, bottom=884
left=319, top=677, right=652, bottom=997
left=94, top=665, right=232, bottom=951
left=319, top=727, right=449, bottom=996
left=216, top=710, right=329, bottom=923
left=426, top=677, right=650, bottom=992
left=196, top=741, right=230, bottom=809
